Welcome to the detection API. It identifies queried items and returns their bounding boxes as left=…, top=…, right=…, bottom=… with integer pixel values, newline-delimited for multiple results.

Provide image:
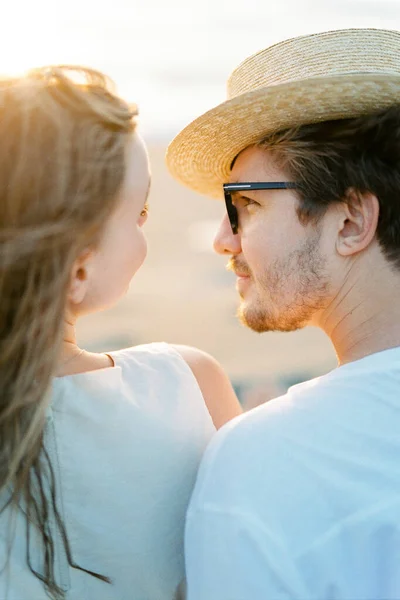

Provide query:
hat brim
left=166, top=73, right=400, bottom=199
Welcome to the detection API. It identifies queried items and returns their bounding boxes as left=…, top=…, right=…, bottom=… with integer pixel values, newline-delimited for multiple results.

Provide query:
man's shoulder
left=191, top=386, right=311, bottom=488
left=189, top=371, right=352, bottom=510
left=203, top=372, right=333, bottom=459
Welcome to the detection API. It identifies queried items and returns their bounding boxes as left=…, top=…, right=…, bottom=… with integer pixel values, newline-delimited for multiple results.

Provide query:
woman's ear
left=68, top=249, right=93, bottom=307
left=336, top=188, right=380, bottom=257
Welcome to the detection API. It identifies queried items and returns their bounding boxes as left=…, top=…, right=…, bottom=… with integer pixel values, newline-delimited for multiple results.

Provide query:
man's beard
left=230, top=231, right=329, bottom=333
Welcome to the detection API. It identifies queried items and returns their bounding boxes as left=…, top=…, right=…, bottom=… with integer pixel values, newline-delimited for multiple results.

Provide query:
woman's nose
left=213, top=213, right=242, bottom=255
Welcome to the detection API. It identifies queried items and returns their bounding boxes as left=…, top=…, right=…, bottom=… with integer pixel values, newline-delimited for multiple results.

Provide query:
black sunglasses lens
left=224, top=193, right=238, bottom=234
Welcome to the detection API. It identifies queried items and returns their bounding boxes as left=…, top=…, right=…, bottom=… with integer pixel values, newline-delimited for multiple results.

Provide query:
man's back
left=186, top=346, right=400, bottom=599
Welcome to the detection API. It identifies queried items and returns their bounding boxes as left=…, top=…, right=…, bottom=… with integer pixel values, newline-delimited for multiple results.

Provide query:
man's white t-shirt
left=185, top=346, right=400, bottom=600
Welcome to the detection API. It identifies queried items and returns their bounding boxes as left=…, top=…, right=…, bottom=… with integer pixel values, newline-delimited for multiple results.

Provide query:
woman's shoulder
left=169, top=345, right=242, bottom=429
left=52, top=343, right=216, bottom=445
left=110, top=343, right=242, bottom=429
left=109, top=341, right=171, bottom=359
left=108, top=342, right=212, bottom=414
left=108, top=341, right=191, bottom=375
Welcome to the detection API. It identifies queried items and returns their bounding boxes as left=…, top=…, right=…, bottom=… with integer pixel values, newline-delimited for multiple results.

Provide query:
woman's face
left=70, top=132, right=151, bottom=316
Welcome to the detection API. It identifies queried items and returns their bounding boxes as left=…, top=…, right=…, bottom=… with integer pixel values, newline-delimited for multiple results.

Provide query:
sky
left=2, top=0, right=400, bottom=137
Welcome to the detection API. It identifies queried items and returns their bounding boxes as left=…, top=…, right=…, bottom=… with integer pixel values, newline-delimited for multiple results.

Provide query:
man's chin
left=238, top=303, right=305, bottom=334
left=237, top=303, right=269, bottom=333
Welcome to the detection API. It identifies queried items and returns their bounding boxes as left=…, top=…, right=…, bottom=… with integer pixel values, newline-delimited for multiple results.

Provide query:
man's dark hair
left=259, top=106, right=400, bottom=269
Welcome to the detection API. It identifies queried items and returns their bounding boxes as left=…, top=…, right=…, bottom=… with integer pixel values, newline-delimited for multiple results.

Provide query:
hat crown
left=167, top=27, right=400, bottom=200
left=228, top=28, right=400, bottom=98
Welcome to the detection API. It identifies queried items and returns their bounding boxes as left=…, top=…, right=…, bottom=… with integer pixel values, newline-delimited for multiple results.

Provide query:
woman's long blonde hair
left=0, top=65, right=136, bottom=597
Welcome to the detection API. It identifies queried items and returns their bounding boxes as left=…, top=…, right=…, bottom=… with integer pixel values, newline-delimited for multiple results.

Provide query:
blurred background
left=3, top=0, right=400, bottom=406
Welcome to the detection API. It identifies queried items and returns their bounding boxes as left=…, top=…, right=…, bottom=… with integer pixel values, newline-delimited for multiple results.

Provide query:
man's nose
left=213, top=213, right=242, bottom=255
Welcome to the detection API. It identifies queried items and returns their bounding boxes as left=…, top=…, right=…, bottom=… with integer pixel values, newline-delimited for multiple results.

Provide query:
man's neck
left=318, top=261, right=400, bottom=366
left=329, top=308, right=400, bottom=366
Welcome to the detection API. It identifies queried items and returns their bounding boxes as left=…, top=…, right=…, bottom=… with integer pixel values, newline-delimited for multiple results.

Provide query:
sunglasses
left=223, top=182, right=299, bottom=234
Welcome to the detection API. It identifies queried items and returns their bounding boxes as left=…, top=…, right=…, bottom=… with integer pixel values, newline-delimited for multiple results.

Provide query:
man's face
left=214, top=145, right=333, bottom=333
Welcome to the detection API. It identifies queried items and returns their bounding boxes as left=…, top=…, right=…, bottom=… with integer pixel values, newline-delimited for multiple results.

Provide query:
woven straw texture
left=166, top=28, right=400, bottom=199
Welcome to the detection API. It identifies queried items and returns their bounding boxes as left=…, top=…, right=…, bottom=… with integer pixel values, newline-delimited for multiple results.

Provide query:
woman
left=0, top=66, right=242, bottom=599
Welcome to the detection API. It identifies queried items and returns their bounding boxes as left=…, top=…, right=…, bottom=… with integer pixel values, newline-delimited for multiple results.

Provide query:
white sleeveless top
left=0, top=343, right=215, bottom=600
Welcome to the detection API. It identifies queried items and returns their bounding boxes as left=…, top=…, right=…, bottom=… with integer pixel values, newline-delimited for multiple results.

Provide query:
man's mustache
left=226, top=257, right=251, bottom=277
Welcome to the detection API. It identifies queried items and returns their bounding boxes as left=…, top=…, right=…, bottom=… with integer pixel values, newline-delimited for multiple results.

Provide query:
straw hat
left=166, top=28, right=400, bottom=199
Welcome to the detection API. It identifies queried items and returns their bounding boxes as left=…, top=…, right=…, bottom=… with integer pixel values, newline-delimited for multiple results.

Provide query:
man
left=166, top=28, right=400, bottom=599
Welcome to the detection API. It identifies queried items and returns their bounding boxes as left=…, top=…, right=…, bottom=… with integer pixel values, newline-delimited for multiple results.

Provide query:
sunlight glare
left=0, top=1, right=88, bottom=77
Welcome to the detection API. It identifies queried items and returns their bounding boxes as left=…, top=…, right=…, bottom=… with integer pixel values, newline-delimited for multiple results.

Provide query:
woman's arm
left=172, top=345, right=243, bottom=429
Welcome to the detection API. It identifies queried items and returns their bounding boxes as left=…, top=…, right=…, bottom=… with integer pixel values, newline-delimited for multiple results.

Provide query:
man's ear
left=68, top=249, right=93, bottom=307
left=336, top=188, right=380, bottom=257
